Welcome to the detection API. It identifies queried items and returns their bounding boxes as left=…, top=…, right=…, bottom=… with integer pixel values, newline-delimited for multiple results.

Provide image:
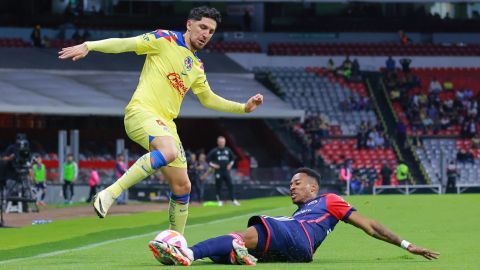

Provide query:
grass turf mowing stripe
left=0, top=206, right=290, bottom=265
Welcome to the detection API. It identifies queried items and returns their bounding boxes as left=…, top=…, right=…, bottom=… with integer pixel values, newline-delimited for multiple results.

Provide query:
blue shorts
left=35, top=182, right=46, bottom=189
left=248, top=215, right=313, bottom=262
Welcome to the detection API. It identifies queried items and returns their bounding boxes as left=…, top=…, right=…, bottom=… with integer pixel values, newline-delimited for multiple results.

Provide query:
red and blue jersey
left=248, top=193, right=355, bottom=262
left=292, top=193, right=356, bottom=254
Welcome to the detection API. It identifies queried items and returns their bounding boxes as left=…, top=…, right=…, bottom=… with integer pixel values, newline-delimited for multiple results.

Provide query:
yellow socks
left=106, top=150, right=167, bottom=198
left=168, top=194, right=190, bottom=234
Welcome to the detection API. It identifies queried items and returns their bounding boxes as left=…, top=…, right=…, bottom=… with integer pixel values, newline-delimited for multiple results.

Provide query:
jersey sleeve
left=191, top=64, right=212, bottom=95
left=325, top=194, right=356, bottom=222
left=134, top=31, right=168, bottom=55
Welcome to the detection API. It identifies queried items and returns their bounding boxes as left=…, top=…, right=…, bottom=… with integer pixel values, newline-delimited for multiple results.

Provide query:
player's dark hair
left=188, top=6, right=222, bottom=24
left=294, top=167, right=321, bottom=187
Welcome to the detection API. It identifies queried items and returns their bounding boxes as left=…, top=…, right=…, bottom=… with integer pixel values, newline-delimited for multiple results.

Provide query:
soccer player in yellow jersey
left=58, top=6, right=263, bottom=234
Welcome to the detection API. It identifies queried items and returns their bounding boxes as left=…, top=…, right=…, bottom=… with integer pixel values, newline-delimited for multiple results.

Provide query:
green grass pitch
left=0, top=194, right=478, bottom=269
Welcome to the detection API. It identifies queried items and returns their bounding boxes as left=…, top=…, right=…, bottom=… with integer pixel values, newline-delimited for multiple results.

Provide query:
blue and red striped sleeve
left=325, top=193, right=356, bottom=222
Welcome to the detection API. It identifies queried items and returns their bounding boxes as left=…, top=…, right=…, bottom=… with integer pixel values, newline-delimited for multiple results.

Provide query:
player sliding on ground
left=149, top=167, right=440, bottom=266
left=58, top=6, right=263, bottom=235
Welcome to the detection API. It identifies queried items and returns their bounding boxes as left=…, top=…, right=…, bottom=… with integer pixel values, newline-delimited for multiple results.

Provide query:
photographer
left=62, top=153, right=78, bottom=204
left=1, top=134, right=36, bottom=213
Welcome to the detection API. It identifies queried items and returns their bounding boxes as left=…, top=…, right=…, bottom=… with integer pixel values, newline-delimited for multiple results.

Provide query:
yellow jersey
left=127, top=30, right=212, bottom=120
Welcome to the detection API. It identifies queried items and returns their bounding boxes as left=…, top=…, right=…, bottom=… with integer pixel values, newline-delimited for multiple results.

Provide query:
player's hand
left=407, top=244, right=440, bottom=260
left=58, top=43, right=89, bottom=61
left=245, top=94, right=263, bottom=113
left=227, top=164, right=233, bottom=170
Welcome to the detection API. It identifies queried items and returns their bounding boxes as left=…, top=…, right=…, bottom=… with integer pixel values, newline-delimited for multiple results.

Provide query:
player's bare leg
left=161, top=166, right=191, bottom=235
left=93, top=136, right=177, bottom=218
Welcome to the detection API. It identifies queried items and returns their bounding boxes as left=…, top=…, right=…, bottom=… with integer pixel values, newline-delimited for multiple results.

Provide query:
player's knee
left=171, top=180, right=191, bottom=195
left=151, top=144, right=178, bottom=163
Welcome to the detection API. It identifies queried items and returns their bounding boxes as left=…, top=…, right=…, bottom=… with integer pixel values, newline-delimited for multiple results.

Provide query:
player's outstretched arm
left=58, top=37, right=137, bottom=61
left=347, top=211, right=440, bottom=260
left=196, top=90, right=263, bottom=114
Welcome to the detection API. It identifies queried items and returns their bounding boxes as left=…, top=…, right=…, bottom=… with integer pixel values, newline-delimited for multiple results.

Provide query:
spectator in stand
left=380, top=161, right=392, bottom=185
left=366, top=136, right=375, bottom=149
left=337, top=56, right=352, bottom=79
left=374, top=131, right=386, bottom=148
left=326, top=58, right=336, bottom=73
left=440, top=113, right=451, bottom=130
left=443, top=78, right=454, bottom=91
left=62, top=153, right=78, bottom=204
left=457, top=149, right=474, bottom=164
left=318, top=115, right=330, bottom=138
left=356, top=121, right=368, bottom=149
left=399, top=58, right=412, bottom=74
left=115, top=154, right=127, bottom=204
left=472, top=135, right=480, bottom=149
left=31, top=25, right=43, bottom=48
left=398, top=30, right=411, bottom=45
left=428, top=77, right=443, bottom=94
left=350, top=59, right=361, bottom=82
left=396, top=160, right=410, bottom=185
left=86, top=169, right=100, bottom=203
left=386, top=56, right=396, bottom=73
left=446, top=161, right=458, bottom=193
left=462, top=118, right=477, bottom=138
left=196, top=153, right=210, bottom=203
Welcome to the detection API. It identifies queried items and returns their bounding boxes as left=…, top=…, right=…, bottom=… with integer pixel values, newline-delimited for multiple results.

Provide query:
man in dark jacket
left=207, top=136, right=239, bottom=206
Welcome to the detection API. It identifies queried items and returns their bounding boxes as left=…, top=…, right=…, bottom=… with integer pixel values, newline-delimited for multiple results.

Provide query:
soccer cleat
left=232, top=200, right=241, bottom=206
left=217, top=200, right=223, bottom=207
left=148, top=240, right=192, bottom=266
left=231, top=239, right=257, bottom=266
left=92, top=190, right=115, bottom=218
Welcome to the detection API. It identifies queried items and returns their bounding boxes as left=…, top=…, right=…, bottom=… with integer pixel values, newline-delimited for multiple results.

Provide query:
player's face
left=217, top=137, right=226, bottom=148
left=289, top=173, right=317, bottom=204
left=186, top=17, right=217, bottom=51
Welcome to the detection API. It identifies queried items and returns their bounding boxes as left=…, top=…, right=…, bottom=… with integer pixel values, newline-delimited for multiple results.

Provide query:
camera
left=12, top=133, right=31, bottom=172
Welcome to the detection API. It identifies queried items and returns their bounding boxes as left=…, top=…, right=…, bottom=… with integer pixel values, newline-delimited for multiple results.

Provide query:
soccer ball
left=153, top=229, right=188, bottom=265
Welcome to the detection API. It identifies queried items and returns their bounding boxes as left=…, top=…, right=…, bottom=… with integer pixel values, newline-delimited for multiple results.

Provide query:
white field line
left=0, top=206, right=291, bottom=265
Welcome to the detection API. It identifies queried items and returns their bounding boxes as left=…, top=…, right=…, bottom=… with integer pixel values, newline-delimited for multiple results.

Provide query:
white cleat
left=148, top=240, right=192, bottom=266
left=217, top=200, right=224, bottom=207
left=92, top=190, right=115, bottom=218
left=232, top=200, right=241, bottom=206
left=230, top=239, right=257, bottom=265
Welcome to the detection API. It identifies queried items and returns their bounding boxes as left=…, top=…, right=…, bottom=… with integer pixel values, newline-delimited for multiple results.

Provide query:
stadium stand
left=319, top=138, right=399, bottom=186
left=268, top=43, right=480, bottom=56
left=254, top=66, right=376, bottom=136
left=206, top=41, right=261, bottom=53
left=385, top=67, right=480, bottom=136
left=415, top=139, right=480, bottom=193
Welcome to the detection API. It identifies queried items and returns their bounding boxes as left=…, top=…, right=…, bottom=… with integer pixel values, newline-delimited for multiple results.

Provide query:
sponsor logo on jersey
left=184, top=56, right=193, bottom=72
left=307, top=200, right=318, bottom=206
left=166, top=72, right=189, bottom=96
left=142, top=34, right=150, bottom=41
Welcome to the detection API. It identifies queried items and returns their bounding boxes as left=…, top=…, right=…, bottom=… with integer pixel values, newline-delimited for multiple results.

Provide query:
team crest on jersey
left=184, top=56, right=193, bottom=72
